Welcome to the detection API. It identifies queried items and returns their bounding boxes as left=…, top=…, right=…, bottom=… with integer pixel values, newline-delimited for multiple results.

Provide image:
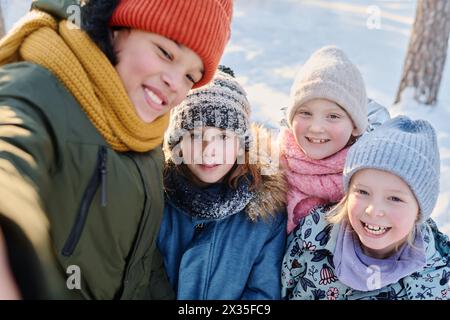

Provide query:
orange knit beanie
left=110, top=0, right=233, bottom=88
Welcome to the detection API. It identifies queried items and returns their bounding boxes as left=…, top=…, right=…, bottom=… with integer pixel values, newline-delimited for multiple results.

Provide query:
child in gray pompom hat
left=344, top=115, right=440, bottom=223
left=282, top=116, right=450, bottom=300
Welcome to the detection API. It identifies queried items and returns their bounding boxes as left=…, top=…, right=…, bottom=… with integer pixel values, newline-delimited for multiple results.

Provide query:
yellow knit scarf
left=0, top=10, right=169, bottom=152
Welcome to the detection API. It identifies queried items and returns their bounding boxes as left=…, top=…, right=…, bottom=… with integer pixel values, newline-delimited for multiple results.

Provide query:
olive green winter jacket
left=0, top=62, right=174, bottom=299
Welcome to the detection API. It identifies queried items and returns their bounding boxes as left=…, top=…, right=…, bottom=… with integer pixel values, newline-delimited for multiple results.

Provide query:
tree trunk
left=0, top=3, right=6, bottom=39
left=395, top=0, right=450, bottom=105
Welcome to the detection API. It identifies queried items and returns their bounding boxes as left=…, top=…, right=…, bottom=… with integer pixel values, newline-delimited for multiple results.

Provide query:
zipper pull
left=194, top=223, right=205, bottom=236
left=99, top=146, right=108, bottom=207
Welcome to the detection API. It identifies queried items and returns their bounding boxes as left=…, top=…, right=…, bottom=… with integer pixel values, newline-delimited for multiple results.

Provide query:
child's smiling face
left=113, top=29, right=204, bottom=123
left=291, top=98, right=357, bottom=159
left=347, top=168, right=419, bottom=259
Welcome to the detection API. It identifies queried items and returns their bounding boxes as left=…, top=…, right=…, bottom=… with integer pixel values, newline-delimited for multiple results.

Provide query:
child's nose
left=308, top=118, right=325, bottom=133
left=202, top=140, right=216, bottom=157
left=365, top=203, right=385, bottom=217
left=161, top=67, right=184, bottom=93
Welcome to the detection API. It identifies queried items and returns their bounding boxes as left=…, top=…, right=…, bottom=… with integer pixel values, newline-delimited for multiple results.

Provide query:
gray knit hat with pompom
left=344, top=116, right=440, bottom=222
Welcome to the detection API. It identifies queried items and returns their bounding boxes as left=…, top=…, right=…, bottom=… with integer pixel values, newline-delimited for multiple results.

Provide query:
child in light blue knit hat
left=282, top=116, right=450, bottom=300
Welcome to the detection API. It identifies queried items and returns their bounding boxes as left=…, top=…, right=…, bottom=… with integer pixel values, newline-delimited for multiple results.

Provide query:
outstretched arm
left=0, top=96, right=57, bottom=299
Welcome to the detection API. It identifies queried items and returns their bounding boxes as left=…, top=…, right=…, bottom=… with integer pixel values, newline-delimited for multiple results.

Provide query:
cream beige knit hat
left=286, top=46, right=368, bottom=135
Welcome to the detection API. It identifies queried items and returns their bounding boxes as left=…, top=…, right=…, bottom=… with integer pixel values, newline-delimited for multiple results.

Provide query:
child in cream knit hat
left=279, top=46, right=368, bottom=234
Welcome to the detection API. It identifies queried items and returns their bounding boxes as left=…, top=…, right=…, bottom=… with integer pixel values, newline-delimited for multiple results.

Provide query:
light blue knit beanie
left=344, top=116, right=440, bottom=223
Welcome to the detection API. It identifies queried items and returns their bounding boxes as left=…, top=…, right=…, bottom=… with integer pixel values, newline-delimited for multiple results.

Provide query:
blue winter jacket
left=158, top=199, right=286, bottom=300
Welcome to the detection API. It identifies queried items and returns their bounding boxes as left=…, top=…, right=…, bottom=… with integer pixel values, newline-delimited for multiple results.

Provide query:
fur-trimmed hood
left=245, top=124, right=287, bottom=221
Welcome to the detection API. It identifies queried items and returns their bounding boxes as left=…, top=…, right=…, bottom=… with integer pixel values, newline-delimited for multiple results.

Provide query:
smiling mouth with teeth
left=144, top=87, right=165, bottom=106
left=306, top=137, right=330, bottom=144
left=362, top=222, right=391, bottom=235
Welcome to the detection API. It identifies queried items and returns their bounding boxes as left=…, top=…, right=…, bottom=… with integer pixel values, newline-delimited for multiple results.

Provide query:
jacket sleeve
left=241, top=212, right=287, bottom=300
left=0, top=96, right=60, bottom=298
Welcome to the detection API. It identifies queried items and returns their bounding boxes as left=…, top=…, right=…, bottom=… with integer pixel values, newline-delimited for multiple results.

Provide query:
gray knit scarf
left=165, top=168, right=255, bottom=220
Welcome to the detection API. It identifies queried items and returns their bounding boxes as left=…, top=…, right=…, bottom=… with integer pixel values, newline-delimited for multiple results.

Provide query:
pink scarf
left=279, top=128, right=348, bottom=234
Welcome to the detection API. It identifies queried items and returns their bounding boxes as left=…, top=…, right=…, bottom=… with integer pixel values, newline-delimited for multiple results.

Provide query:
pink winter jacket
left=279, top=128, right=348, bottom=234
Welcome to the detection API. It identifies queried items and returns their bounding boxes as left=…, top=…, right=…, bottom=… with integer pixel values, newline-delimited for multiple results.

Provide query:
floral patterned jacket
left=281, top=205, right=450, bottom=300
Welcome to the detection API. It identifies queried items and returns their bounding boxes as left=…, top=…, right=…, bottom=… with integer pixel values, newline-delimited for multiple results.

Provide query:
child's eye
left=329, top=114, right=341, bottom=119
left=186, top=74, right=196, bottom=85
left=219, top=134, right=229, bottom=140
left=388, top=196, right=404, bottom=203
left=298, top=111, right=311, bottom=117
left=354, top=188, right=369, bottom=196
left=158, top=46, right=173, bottom=61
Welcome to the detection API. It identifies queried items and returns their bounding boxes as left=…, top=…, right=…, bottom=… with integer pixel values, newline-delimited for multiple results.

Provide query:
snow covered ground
left=3, top=0, right=449, bottom=234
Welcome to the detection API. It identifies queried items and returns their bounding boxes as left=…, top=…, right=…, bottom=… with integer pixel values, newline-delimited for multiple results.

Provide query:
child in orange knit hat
left=0, top=0, right=233, bottom=299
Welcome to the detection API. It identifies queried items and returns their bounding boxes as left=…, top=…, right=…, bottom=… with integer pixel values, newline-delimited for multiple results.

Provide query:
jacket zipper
left=120, top=154, right=150, bottom=298
left=62, top=146, right=108, bottom=257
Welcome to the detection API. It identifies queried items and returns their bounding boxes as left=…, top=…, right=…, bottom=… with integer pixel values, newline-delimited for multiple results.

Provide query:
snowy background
left=4, top=0, right=449, bottom=234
